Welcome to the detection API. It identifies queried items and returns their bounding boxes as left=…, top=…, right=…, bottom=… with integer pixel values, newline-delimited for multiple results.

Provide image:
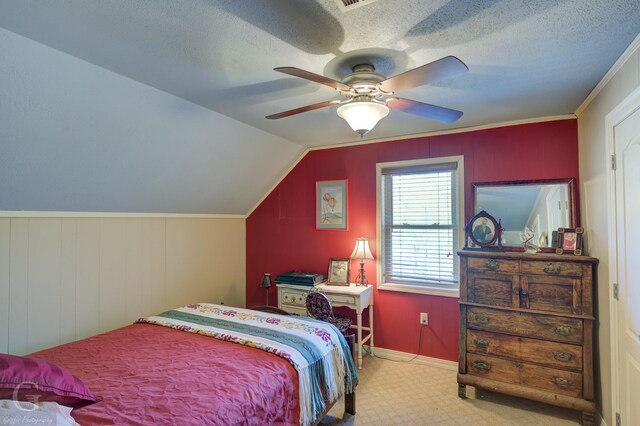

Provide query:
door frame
left=605, top=85, right=640, bottom=425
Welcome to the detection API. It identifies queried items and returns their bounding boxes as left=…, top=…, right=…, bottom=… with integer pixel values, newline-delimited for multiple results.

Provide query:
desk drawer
left=281, top=291, right=306, bottom=307
left=328, top=294, right=356, bottom=305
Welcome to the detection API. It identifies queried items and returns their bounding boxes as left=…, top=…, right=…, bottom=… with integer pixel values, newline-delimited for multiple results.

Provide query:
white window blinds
left=381, top=162, right=459, bottom=288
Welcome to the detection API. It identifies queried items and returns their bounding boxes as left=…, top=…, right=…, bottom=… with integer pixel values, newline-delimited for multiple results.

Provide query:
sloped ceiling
left=0, top=1, right=639, bottom=214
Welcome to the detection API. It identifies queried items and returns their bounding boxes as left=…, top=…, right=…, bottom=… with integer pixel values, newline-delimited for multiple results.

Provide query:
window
left=377, top=156, right=464, bottom=297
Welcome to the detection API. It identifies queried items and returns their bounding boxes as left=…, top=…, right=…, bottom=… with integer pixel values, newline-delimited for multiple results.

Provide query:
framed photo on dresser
left=555, top=227, right=584, bottom=255
left=465, top=210, right=502, bottom=249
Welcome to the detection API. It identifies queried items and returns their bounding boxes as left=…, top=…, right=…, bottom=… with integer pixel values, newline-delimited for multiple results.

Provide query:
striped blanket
left=136, top=304, right=358, bottom=425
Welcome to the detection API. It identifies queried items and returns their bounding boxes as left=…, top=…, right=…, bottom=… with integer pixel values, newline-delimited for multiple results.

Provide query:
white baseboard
left=367, top=346, right=606, bottom=424
left=598, top=413, right=607, bottom=426
left=363, top=345, right=608, bottom=426
left=364, top=346, right=458, bottom=371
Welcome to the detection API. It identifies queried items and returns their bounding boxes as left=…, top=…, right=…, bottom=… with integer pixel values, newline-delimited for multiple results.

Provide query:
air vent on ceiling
left=333, top=0, right=380, bottom=13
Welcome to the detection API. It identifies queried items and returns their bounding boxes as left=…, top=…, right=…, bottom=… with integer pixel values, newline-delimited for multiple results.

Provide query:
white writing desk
left=276, top=282, right=374, bottom=368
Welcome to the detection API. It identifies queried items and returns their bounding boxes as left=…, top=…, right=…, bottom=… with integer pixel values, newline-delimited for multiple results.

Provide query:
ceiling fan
left=266, top=56, right=469, bottom=137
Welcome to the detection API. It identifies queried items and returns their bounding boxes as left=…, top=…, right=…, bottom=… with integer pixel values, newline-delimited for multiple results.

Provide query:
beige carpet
left=323, top=355, right=582, bottom=425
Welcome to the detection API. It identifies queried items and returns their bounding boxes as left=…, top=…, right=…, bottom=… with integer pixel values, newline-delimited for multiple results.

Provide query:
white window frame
left=376, top=156, right=464, bottom=298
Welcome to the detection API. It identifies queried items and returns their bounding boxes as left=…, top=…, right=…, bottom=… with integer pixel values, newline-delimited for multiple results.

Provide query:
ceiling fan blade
left=378, top=56, right=468, bottom=94
left=387, top=97, right=463, bottom=123
left=274, top=67, right=351, bottom=91
left=266, top=100, right=341, bottom=120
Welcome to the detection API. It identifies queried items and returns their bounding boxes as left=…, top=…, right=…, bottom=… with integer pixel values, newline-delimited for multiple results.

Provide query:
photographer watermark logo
left=0, top=382, right=55, bottom=425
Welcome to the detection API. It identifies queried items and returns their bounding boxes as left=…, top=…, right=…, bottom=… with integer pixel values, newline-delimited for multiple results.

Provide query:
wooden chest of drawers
left=457, top=250, right=598, bottom=425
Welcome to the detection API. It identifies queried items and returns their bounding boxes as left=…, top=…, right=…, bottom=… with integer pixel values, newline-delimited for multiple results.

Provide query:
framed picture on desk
left=327, top=258, right=350, bottom=286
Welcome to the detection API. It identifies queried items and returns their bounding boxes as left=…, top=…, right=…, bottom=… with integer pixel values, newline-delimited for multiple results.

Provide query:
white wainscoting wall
left=0, top=215, right=246, bottom=355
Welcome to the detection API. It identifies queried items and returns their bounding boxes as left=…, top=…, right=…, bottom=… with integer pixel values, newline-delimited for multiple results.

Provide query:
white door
left=614, top=105, right=640, bottom=425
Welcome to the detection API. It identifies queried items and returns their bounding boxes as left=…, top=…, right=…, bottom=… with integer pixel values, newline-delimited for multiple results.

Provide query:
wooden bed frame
left=251, top=306, right=356, bottom=422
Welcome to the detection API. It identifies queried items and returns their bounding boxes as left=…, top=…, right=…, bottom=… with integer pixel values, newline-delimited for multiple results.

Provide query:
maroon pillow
left=0, top=353, right=97, bottom=407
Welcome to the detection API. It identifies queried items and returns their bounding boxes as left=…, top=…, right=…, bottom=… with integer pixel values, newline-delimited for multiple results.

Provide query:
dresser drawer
left=281, top=290, right=307, bottom=307
left=467, top=353, right=583, bottom=398
left=467, top=307, right=583, bottom=345
left=521, top=260, right=583, bottom=278
left=467, top=257, right=519, bottom=273
left=467, top=330, right=583, bottom=370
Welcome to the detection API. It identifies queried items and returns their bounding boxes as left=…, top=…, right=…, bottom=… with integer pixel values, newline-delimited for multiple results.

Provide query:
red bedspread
left=29, top=323, right=300, bottom=425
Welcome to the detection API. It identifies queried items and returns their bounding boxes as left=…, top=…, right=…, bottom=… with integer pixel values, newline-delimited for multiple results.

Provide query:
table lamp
left=350, top=238, right=374, bottom=286
left=259, top=273, right=272, bottom=305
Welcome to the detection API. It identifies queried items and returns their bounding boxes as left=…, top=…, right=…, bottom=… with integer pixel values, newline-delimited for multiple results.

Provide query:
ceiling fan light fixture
left=269, top=56, right=468, bottom=133
left=336, top=100, right=389, bottom=136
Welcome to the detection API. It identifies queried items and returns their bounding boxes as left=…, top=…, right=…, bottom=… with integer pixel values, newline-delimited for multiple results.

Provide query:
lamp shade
left=259, top=273, right=272, bottom=289
left=337, top=101, right=389, bottom=136
left=350, top=238, right=374, bottom=260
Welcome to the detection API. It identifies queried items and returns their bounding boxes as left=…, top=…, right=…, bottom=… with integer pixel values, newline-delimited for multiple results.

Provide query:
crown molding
left=575, top=32, right=640, bottom=117
left=0, top=211, right=246, bottom=219
left=245, top=115, right=576, bottom=218
left=307, top=114, right=576, bottom=151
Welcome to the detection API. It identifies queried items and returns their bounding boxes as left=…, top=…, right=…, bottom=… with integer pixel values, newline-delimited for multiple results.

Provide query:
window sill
left=378, top=282, right=460, bottom=298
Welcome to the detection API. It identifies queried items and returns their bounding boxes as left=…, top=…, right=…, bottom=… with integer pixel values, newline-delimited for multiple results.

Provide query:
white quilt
left=0, top=400, right=80, bottom=426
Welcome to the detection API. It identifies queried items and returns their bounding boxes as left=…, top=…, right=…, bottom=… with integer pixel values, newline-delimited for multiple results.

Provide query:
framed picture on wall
left=555, top=227, right=584, bottom=255
left=316, top=180, right=348, bottom=230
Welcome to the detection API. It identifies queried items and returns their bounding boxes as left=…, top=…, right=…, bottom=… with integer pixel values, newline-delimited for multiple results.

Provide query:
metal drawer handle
left=553, top=351, right=573, bottom=362
left=474, top=338, right=490, bottom=347
left=543, top=263, right=561, bottom=274
left=474, top=315, right=490, bottom=324
left=485, top=259, right=500, bottom=271
left=472, top=361, right=491, bottom=372
left=554, top=325, right=574, bottom=336
left=551, top=376, right=570, bottom=388
left=520, top=289, right=529, bottom=297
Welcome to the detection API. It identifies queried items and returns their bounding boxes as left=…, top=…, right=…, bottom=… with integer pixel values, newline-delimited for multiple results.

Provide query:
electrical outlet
left=218, top=296, right=225, bottom=305
left=420, top=312, right=428, bottom=325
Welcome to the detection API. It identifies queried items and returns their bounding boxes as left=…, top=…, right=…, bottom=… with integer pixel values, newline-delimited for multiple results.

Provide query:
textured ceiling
left=1, top=0, right=639, bottom=147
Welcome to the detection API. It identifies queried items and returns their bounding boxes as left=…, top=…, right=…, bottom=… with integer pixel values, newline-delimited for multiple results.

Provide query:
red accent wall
left=246, top=119, right=579, bottom=362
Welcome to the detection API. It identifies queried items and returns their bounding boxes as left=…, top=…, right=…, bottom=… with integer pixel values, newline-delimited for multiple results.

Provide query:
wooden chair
left=305, top=291, right=352, bottom=336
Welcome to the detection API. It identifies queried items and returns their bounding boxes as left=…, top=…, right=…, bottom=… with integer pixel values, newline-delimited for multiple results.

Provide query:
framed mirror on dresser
left=471, top=178, right=577, bottom=251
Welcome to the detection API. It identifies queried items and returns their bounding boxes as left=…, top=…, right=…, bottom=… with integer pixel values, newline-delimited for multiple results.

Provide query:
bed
left=1, top=304, right=358, bottom=425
